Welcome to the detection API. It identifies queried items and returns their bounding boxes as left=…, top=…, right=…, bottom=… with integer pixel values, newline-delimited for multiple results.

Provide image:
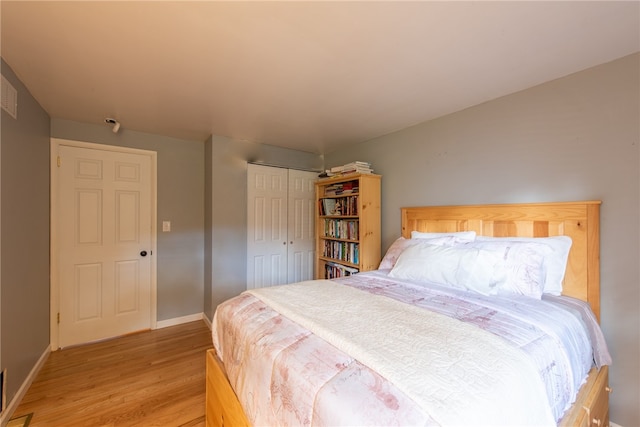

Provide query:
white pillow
left=389, top=243, right=492, bottom=293
left=475, top=236, right=572, bottom=295
left=379, top=236, right=461, bottom=270
left=411, top=230, right=476, bottom=242
left=389, top=241, right=547, bottom=299
left=489, top=242, right=547, bottom=299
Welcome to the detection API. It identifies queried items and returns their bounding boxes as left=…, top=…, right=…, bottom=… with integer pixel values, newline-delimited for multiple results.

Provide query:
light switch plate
left=162, top=221, right=171, bottom=232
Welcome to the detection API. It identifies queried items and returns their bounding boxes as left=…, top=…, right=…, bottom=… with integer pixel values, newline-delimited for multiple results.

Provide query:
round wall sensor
left=105, top=117, right=121, bottom=133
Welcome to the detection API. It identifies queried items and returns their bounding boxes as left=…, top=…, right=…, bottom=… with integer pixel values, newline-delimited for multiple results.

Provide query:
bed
left=206, top=201, right=611, bottom=427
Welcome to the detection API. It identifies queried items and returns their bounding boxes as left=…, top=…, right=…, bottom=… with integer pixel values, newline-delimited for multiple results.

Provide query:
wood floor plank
left=13, top=321, right=213, bottom=426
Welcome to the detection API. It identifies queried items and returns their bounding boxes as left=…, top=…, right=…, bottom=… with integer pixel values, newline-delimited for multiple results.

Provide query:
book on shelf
left=324, top=261, right=359, bottom=278
left=323, top=181, right=360, bottom=196
left=320, top=198, right=337, bottom=216
left=319, top=196, right=358, bottom=216
left=323, top=219, right=359, bottom=240
left=322, top=240, right=359, bottom=264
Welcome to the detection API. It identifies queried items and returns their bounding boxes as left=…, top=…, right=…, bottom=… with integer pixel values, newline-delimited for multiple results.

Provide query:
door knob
left=140, top=250, right=148, bottom=257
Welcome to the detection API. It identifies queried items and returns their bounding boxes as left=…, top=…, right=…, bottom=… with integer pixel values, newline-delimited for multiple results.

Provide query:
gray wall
left=204, top=135, right=322, bottom=320
left=51, top=119, right=205, bottom=321
left=326, top=53, right=640, bottom=426
left=0, top=59, right=51, bottom=411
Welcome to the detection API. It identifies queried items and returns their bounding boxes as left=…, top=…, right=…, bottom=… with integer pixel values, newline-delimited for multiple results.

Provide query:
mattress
left=212, top=270, right=610, bottom=426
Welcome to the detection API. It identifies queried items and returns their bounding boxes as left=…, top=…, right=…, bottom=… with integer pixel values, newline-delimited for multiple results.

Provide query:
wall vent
left=1, top=75, right=18, bottom=119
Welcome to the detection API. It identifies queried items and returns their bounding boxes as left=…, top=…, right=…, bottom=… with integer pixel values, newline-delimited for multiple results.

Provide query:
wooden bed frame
left=206, top=201, right=609, bottom=427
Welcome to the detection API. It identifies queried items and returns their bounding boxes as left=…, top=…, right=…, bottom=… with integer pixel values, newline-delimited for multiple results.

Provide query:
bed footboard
left=205, top=349, right=250, bottom=427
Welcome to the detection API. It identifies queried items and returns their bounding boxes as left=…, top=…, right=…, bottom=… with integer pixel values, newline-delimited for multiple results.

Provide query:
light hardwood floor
left=13, top=320, right=213, bottom=426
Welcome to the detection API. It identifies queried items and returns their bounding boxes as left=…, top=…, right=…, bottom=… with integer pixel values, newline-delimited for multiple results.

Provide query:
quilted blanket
left=213, top=271, right=606, bottom=425
left=247, top=280, right=555, bottom=426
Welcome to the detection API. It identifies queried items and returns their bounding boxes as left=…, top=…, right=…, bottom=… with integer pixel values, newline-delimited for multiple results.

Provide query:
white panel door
left=57, top=145, right=152, bottom=348
left=287, top=169, right=316, bottom=283
left=247, top=165, right=288, bottom=288
left=247, top=165, right=316, bottom=289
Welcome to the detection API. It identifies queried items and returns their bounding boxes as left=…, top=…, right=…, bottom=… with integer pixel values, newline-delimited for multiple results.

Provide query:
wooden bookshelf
left=315, top=173, right=381, bottom=279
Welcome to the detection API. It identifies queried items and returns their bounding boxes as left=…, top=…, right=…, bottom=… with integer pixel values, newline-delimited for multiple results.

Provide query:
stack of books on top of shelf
left=337, top=161, right=373, bottom=174
left=319, top=161, right=373, bottom=178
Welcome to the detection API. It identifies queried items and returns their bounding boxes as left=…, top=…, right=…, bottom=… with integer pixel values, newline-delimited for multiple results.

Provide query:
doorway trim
left=50, top=138, right=158, bottom=350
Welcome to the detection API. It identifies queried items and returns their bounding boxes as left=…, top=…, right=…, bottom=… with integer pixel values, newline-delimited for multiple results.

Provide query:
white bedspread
left=248, top=280, right=556, bottom=426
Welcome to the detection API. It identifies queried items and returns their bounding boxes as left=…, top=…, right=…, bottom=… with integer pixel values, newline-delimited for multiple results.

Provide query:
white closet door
left=247, top=164, right=317, bottom=289
left=287, top=169, right=316, bottom=283
left=247, top=164, right=288, bottom=288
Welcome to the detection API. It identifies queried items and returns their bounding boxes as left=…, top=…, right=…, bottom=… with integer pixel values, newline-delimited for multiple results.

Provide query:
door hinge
left=57, top=156, right=61, bottom=167
left=57, top=312, right=60, bottom=324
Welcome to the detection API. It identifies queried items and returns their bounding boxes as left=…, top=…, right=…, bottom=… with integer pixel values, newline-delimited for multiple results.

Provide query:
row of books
left=322, top=219, right=359, bottom=240
left=323, top=180, right=359, bottom=196
left=318, top=195, right=359, bottom=216
left=322, top=240, right=359, bottom=264
left=324, top=262, right=359, bottom=278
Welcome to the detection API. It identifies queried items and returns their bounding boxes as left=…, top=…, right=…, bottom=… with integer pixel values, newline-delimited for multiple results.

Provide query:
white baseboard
left=0, top=345, right=50, bottom=427
left=610, top=422, right=623, bottom=427
left=202, top=313, right=212, bottom=330
left=156, top=312, right=204, bottom=329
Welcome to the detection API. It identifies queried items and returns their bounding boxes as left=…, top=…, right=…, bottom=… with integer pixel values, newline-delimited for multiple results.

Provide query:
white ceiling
left=2, top=1, right=639, bottom=154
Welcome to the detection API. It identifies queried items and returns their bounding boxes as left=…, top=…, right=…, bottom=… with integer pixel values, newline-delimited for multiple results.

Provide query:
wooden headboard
left=401, top=201, right=601, bottom=321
